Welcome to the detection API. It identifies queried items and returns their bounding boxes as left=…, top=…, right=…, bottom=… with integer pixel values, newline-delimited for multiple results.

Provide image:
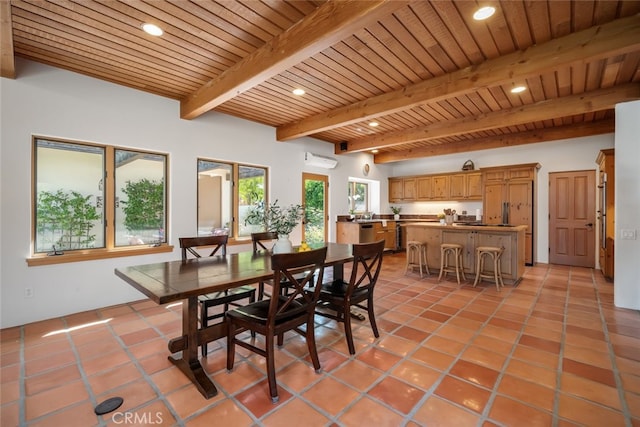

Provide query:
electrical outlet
left=25, top=287, right=34, bottom=298
left=620, top=229, right=637, bottom=240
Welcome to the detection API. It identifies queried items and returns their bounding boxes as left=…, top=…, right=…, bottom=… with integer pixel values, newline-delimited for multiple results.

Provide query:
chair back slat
left=251, top=231, right=278, bottom=253
left=269, top=247, right=327, bottom=322
left=346, top=240, right=385, bottom=297
left=179, top=235, right=228, bottom=260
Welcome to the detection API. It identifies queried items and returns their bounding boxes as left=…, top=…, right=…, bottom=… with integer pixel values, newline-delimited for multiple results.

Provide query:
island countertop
left=402, top=222, right=528, bottom=232
left=404, top=222, right=526, bottom=285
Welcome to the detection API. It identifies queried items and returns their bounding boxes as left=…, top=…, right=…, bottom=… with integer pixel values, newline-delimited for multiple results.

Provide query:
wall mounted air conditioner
left=304, top=152, right=338, bottom=169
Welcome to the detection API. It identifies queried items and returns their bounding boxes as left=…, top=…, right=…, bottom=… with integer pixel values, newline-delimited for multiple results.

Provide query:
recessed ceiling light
left=368, top=121, right=379, bottom=127
left=473, top=6, right=496, bottom=20
left=292, top=88, right=305, bottom=96
left=371, top=149, right=379, bottom=154
left=142, top=23, right=163, bottom=36
left=511, top=86, right=527, bottom=94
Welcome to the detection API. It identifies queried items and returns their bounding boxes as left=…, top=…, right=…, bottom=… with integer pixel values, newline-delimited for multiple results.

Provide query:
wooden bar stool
left=438, top=243, right=466, bottom=285
left=473, top=246, right=504, bottom=291
left=405, top=241, right=429, bottom=277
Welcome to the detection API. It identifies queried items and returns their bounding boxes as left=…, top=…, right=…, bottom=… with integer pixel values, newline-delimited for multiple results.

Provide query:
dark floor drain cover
left=94, top=397, right=123, bottom=415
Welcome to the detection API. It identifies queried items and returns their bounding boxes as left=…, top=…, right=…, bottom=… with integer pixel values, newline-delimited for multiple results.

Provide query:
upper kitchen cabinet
left=403, top=178, right=416, bottom=201
left=450, top=172, right=482, bottom=200
left=389, top=177, right=416, bottom=202
left=482, top=163, right=540, bottom=265
left=431, top=175, right=450, bottom=200
left=388, top=170, right=481, bottom=202
left=416, top=176, right=432, bottom=200
left=389, top=178, right=404, bottom=202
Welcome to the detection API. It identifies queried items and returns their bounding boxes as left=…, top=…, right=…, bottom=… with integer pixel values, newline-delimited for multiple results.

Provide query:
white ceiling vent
left=304, top=152, right=338, bottom=169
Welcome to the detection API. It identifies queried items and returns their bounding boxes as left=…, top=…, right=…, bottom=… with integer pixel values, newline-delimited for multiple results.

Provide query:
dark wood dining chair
left=251, top=231, right=306, bottom=300
left=251, top=231, right=278, bottom=300
left=251, top=231, right=278, bottom=253
left=314, top=240, right=385, bottom=355
left=226, top=246, right=327, bottom=403
left=179, top=235, right=256, bottom=357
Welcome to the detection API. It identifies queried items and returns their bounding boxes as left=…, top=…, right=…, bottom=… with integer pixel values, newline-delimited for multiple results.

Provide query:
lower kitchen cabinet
left=336, top=221, right=396, bottom=251
left=374, top=221, right=397, bottom=251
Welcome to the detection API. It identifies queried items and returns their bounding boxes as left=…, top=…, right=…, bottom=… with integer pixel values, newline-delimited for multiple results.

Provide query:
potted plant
left=390, top=206, right=401, bottom=220
left=245, top=200, right=304, bottom=253
left=437, top=213, right=446, bottom=225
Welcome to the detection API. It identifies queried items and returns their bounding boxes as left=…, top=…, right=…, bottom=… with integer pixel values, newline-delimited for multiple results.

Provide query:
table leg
left=332, top=262, right=344, bottom=281
left=168, top=296, right=218, bottom=399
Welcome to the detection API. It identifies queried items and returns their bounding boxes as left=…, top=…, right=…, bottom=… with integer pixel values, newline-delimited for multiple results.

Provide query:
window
left=31, top=137, right=169, bottom=264
left=197, top=159, right=267, bottom=240
left=348, top=181, right=369, bottom=213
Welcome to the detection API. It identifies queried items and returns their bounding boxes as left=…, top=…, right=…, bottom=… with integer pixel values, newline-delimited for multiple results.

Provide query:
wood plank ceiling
left=2, top=0, right=639, bottom=163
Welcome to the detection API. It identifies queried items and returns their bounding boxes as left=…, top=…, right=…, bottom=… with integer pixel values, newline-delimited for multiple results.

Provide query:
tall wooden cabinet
left=482, top=163, right=539, bottom=265
left=596, top=149, right=614, bottom=280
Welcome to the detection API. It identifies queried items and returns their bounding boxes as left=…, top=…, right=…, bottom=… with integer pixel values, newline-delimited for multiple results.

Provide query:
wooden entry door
left=549, top=171, right=596, bottom=267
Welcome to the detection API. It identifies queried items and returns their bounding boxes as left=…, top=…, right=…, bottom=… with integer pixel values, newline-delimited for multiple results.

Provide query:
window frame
left=348, top=180, right=370, bottom=214
left=197, top=158, right=269, bottom=243
left=28, top=136, right=172, bottom=266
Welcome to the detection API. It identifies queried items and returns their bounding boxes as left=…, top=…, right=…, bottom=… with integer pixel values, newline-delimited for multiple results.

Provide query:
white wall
left=389, top=135, right=616, bottom=265
left=0, top=59, right=390, bottom=328
left=614, top=101, right=640, bottom=310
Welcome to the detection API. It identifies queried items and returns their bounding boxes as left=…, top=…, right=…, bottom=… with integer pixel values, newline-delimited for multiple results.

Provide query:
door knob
left=586, top=223, right=594, bottom=227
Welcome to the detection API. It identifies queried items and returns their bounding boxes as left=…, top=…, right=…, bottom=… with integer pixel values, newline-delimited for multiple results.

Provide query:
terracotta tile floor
left=2, top=252, right=640, bottom=426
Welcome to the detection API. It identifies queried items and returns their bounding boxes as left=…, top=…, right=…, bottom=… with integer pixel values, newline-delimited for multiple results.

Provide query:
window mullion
left=232, top=164, right=239, bottom=238
left=105, top=146, right=115, bottom=249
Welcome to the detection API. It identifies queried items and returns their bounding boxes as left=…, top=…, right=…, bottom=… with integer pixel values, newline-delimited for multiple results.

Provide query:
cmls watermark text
left=112, top=412, right=163, bottom=425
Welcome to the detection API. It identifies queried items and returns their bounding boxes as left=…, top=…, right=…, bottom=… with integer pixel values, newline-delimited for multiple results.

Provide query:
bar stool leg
left=453, top=248, right=461, bottom=285
left=438, top=247, right=446, bottom=282
left=458, top=248, right=466, bottom=281
left=405, top=244, right=412, bottom=275
left=494, top=251, right=504, bottom=290
left=421, top=245, right=430, bottom=276
left=473, top=251, right=482, bottom=287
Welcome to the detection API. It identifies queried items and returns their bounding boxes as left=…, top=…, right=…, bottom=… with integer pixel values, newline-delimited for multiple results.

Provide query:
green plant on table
left=244, top=200, right=304, bottom=236
left=390, top=206, right=401, bottom=215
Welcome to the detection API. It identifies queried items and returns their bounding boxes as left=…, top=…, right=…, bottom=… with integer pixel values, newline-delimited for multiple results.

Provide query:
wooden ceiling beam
left=340, top=83, right=639, bottom=153
left=180, top=0, right=408, bottom=120
left=277, top=14, right=640, bottom=141
left=1, top=1, right=16, bottom=79
left=373, top=120, right=615, bottom=164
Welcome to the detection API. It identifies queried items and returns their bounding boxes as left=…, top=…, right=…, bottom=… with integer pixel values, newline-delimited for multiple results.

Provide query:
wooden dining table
left=114, top=242, right=354, bottom=399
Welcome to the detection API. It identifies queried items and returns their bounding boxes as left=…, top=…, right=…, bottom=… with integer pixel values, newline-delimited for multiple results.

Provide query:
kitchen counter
left=404, top=222, right=526, bottom=285
left=402, top=222, right=528, bottom=231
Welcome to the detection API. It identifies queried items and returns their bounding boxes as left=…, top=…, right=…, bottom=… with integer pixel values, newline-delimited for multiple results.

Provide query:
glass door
left=302, top=173, right=328, bottom=246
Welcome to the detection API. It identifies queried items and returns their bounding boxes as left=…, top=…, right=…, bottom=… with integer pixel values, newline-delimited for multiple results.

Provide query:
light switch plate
left=620, top=229, right=637, bottom=240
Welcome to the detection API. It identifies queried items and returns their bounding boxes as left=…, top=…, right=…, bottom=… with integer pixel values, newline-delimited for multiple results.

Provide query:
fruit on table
left=299, top=241, right=310, bottom=251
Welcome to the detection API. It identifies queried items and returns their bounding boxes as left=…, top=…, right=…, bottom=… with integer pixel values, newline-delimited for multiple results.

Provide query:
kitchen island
left=404, top=222, right=527, bottom=285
